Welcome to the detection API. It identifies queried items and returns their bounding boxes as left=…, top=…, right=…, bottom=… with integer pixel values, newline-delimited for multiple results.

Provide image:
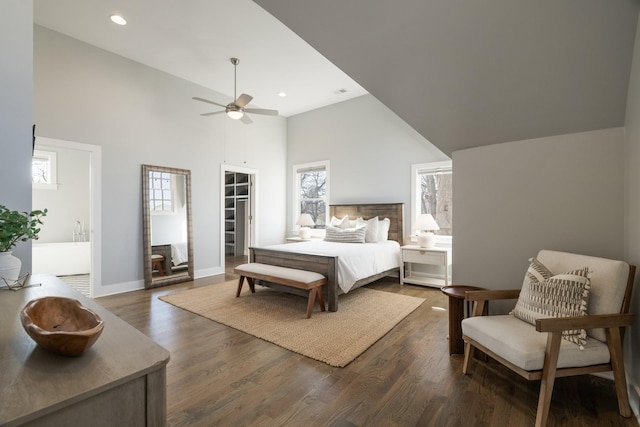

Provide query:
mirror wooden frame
left=142, top=164, right=194, bottom=288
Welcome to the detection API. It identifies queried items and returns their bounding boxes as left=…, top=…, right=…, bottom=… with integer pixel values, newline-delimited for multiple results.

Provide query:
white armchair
left=461, top=250, right=636, bottom=427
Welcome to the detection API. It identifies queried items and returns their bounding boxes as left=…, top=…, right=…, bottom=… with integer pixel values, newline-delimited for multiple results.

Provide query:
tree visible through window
left=419, top=169, right=452, bottom=236
left=299, top=169, right=326, bottom=227
left=294, top=161, right=329, bottom=229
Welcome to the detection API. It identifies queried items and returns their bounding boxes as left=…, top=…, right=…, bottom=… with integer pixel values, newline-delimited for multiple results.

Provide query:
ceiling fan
left=193, top=58, right=278, bottom=124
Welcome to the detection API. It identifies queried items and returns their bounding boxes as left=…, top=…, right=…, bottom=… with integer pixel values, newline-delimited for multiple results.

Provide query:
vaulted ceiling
left=254, top=0, right=640, bottom=156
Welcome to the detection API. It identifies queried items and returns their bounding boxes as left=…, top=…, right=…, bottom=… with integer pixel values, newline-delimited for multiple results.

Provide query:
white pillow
left=377, top=218, right=390, bottom=241
left=364, top=217, right=379, bottom=243
left=330, top=215, right=351, bottom=229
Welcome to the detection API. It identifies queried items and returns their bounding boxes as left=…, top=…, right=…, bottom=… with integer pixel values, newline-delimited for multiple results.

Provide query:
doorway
left=221, top=165, right=257, bottom=272
left=31, top=137, right=102, bottom=297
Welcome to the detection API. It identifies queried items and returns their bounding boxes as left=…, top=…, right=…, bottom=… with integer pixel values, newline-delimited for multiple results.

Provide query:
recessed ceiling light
left=110, top=15, right=127, bottom=26
left=278, top=92, right=287, bottom=97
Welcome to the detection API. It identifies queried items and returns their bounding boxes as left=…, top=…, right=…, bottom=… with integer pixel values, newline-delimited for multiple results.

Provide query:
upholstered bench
left=234, top=263, right=327, bottom=318
left=151, top=254, right=165, bottom=276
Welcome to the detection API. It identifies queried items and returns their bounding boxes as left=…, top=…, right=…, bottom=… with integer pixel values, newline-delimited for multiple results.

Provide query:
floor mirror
left=142, top=164, right=194, bottom=288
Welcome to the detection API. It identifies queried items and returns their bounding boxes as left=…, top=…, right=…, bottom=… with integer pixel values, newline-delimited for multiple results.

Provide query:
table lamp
left=415, top=213, right=440, bottom=248
left=296, top=214, right=315, bottom=239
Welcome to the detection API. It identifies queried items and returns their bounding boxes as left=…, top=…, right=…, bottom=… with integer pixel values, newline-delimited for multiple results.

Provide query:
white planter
left=0, top=251, right=22, bottom=282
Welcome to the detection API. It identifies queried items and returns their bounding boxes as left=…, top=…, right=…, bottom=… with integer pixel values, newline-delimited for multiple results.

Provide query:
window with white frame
left=293, top=160, right=329, bottom=229
left=149, top=171, right=175, bottom=214
left=32, top=149, right=58, bottom=190
left=411, top=161, right=453, bottom=237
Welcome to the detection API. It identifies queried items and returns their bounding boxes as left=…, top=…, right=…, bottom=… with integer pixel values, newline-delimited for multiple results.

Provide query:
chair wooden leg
left=236, top=276, right=245, bottom=297
left=462, top=340, right=472, bottom=374
left=536, top=331, right=562, bottom=427
left=247, top=277, right=256, bottom=293
left=606, top=327, right=632, bottom=417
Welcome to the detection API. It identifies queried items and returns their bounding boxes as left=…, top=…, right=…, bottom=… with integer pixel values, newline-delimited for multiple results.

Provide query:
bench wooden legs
left=236, top=275, right=325, bottom=318
left=306, top=287, right=326, bottom=318
left=236, top=276, right=255, bottom=297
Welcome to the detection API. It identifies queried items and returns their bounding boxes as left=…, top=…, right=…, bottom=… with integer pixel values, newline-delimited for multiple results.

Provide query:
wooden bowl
left=20, top=296, right=104, bottom=356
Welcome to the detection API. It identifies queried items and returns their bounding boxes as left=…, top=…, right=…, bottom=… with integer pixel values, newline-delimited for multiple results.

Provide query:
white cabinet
left=400, top=245, right=452, bottom=288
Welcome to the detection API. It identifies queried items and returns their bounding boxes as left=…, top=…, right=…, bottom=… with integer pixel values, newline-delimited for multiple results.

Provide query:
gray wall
left=287, top=94, right=449, bottom=235
left=623, top=9, right=640, bottom=416
left=453, top=127, right=625, bottom=290
left=32, top=146, right=90, bottom=243
left=0, top=0, right=33, bottom=270
left=34, top=26, right=287, bottom=295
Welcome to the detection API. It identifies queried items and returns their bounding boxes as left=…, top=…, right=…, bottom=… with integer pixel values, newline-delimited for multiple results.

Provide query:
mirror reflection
left=142, top=165, right=193, bottom=288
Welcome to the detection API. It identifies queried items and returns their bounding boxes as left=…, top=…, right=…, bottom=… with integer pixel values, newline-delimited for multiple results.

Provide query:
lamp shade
left=296, top=214, right=315, bottom=227
left=414, top=214, right=440, bottom=231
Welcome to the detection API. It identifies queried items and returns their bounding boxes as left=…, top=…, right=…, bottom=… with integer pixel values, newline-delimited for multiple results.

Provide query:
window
left=148, top=171, right=175, bottom=213
left=32, top=149, right=58, bottom=190
left=293, top=160, right=329, bottom=229
left=412, top=161, right=452, bottom=237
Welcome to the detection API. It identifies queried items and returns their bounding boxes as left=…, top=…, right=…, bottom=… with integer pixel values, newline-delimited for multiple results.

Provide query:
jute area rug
left=159, top=280, right=425, bottom=367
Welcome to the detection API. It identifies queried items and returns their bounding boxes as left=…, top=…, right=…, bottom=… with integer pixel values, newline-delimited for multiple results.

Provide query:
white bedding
left=171, top=242, right=189, bottom=265
left=263, top=240, right=401, bottom=293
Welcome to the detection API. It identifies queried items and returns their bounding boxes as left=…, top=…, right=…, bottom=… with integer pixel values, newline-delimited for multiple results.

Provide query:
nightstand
left=400, top=245, right=452, bottom=288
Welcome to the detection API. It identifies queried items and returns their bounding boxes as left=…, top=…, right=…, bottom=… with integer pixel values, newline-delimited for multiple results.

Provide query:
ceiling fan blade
left=245, top=108, right=279, bottom=116
left=200, top=111, right=225, bottom=117
left=192, top=96, right=227, bottom=108
left=235, top=93, right=253, bottom=108
left=240, top=114, right=253, bottom=124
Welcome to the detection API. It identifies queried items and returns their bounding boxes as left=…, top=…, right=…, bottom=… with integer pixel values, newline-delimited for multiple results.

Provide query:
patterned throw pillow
left=512, top=258, right=591, bottom=349
left=324, top=226, right=366, bottom=243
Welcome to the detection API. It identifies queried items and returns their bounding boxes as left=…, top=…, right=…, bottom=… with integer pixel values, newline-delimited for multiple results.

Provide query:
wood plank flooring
left=97, top=272, right=638, bottom=427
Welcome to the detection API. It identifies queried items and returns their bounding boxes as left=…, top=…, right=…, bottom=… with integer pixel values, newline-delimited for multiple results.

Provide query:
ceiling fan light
left=227, top=110, right=244, bottom=120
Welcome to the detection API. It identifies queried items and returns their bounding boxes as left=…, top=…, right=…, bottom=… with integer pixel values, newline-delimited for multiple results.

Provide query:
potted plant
left=0, top=205, right=47, bottom=282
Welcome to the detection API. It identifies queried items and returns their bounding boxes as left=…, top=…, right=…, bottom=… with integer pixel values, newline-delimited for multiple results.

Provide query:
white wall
left=34, top=26, right=287, bottom=295
left=32, top=146, right=90, bottom=243
left=623, top=9, right=640, bottom=417
left=287, top=94, right=449, bottom=235
left=0, top=1, right=33, bottom=271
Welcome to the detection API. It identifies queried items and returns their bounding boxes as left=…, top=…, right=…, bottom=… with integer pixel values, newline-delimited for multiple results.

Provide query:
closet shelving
left=224, top=172, right=249, bottom=255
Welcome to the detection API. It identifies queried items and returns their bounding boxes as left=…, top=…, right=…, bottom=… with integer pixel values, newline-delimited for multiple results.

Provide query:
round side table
left=440, top=285, right=485, bottom=355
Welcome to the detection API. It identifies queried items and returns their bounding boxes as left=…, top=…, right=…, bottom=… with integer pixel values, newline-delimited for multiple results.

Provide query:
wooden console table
left=0, top=275, right=170, bottom=426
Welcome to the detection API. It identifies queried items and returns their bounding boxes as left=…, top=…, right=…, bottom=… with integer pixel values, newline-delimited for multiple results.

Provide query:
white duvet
left=263, top=240, right=401, bottom=293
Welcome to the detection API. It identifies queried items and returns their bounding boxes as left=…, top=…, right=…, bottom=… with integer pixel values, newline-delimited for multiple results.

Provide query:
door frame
left=220, top=164, right=258, bottom=267
left=33, top=136, right=102, bottom=296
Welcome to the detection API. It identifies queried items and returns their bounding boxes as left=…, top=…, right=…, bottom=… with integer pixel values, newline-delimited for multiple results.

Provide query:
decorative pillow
left=363, top=217, right=379, bottom=243
left=330, top=215, right=351, bottom=229
left=324, top=226, right=366, bottom=243
left=377, top=218, right=390, bottom=241
left=523, top=257, right=553, bottom=287
left=511, top=258, right=591, bottom=349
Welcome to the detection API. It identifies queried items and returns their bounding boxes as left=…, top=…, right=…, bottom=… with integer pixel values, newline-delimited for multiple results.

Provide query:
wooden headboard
left=329, top=203, right=404, bottom=246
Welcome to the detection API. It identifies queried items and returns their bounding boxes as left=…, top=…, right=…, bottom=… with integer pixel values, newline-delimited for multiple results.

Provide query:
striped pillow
left=512, top=258, right=591, bottom=349
left=324, top=226, right=366, bottom=243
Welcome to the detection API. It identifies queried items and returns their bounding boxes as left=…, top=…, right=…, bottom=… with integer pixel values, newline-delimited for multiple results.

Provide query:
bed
left=250, top=203, right=404, bottom=311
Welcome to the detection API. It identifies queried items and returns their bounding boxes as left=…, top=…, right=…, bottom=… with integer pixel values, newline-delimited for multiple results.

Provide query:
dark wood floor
left=97, top=265, right=637, bottom=427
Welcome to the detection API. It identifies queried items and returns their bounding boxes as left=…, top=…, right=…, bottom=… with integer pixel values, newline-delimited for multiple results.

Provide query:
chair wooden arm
left=535, top=313, right=634, bottom=333
left=464, top=289, right=521, bottom=301
left=463, top=289, right=520, bottom=317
